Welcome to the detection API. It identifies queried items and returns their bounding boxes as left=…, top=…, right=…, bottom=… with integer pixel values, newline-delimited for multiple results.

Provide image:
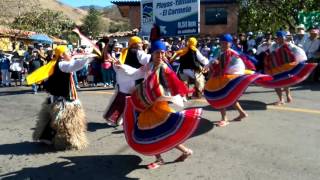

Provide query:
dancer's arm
left=59, top=55, right=96, bottom=73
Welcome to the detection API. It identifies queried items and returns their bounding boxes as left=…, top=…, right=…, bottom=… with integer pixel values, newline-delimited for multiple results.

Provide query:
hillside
left=0, top=0, right=129, bottom=33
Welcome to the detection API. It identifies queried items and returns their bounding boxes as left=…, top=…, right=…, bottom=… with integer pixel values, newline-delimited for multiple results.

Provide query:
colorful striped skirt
left=256, top=63, right=317, bottom=88
left=204, top=73, right=271, bottom=109
left=123, top=97, right=202, bottom=156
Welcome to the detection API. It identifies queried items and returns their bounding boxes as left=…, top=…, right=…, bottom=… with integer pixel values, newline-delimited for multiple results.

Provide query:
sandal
left=174, top=149, right=193, bottom=162
left=216, top=120, right=230, bottom=127
left=147, top=158, right=164, bottom=170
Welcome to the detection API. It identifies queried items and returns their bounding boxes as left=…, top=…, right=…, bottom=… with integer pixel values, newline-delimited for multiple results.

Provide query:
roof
left=99, top=28, right=139, bottom=38
left=111, top=0, right=237, bottom=6
left=111, top=0, right=140, bottom=6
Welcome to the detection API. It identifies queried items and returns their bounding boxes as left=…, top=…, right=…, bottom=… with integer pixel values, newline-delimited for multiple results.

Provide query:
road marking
left=84, top=91, right=320, bottom=115
left=267, top=106, right=320, bottom=114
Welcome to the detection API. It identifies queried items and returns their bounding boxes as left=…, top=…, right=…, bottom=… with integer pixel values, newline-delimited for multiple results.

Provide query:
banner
left=298, top=11, right=320, bottom=30
left=153, top=0, right=200, bottom=37
left=141, top=0, right=154, bottom=37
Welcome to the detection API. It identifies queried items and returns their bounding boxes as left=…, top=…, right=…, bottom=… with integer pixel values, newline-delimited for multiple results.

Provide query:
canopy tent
left=29, top=34, right=53, bottom=44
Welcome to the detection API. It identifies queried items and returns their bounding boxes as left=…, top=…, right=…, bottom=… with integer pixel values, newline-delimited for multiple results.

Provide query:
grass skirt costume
left=204, top=49, right=271, bottom=109
left=30, top=54, right=88, bottom=150
left=124, top=62, right=202, bottom=156
left=33, top=98, right=88, bottom=150
left=255, top=44, right=317, bottom=88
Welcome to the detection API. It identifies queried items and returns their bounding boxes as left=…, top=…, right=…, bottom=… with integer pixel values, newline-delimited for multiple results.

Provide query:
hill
left=0, top=0, right=130, bottom=33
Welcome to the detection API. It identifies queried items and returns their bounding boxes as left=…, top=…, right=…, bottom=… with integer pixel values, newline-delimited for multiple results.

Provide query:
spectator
left=303, top=28, right=320, bottom=60
left=0, top=50, right=11, bottom=87
left=10, top=57, right=24, bottom=86
left=294, top=24, right=308, bottom=48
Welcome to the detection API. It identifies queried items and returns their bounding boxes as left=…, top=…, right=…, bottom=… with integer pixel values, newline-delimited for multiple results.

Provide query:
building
left=111, top=0, right=239, bottom=37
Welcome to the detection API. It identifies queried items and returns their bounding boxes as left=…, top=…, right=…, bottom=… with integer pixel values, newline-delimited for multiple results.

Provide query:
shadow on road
left=191, top=118, right=214, bottom=138
left=0, top=141, right=54, bottom=155
left=87, top=122, right=115, bottom=132
left=0, top=155, right=143, bottom=180
left=199, top=100, right=267, bottom=112
left=0, top=89, right=32, bottom=96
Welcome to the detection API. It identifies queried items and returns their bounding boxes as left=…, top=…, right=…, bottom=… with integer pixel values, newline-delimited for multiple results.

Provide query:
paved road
left=0, top=82, right=319, bottom=180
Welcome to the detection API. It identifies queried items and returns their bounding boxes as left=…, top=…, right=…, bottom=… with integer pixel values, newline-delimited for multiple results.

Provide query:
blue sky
left=58, top=0, right=113, bottom=7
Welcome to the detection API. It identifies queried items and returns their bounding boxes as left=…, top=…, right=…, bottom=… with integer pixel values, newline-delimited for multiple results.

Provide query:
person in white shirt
left=294, top=24, right=308, bottom=48
left=303, top=28, right=320, bottom=60
left=103, top=36, right=150, bottom=126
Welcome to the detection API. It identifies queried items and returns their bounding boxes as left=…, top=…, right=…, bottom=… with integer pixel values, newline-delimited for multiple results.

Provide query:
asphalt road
left=0, top=82, right=319, bottom=180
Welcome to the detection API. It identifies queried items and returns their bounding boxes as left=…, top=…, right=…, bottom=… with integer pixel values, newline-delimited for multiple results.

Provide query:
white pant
left=1, top=69, right=11, bottom=85
left=180, top=69, right=205, bottom=92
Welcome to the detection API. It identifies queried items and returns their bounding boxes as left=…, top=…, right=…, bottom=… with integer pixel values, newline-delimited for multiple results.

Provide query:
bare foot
left=233, top=113, right=248, bottom=121
left=216, top=120, right=230, bottom=127
left=287, top=95, right=293, bottom=103
left=272, top=101, right=285, bottom=106
left=174, top=149, right=193, bottom=162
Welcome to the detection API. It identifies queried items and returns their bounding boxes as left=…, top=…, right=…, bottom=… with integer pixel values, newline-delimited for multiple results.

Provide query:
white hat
left=114, top=43, right=123, bottom=48
left=296, top=24, right=305, bottom=30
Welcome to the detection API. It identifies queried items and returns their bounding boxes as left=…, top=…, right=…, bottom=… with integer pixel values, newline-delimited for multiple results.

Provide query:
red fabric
left=123, top=97, right=202, bottom=156
left=101, top=62, right=112, bottom=69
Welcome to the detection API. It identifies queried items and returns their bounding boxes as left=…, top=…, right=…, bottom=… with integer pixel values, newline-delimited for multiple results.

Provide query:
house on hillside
left=111, top=0, right=239, bottom=37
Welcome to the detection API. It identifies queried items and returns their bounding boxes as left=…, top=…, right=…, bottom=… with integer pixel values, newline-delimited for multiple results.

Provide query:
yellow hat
left=54, top=45, right=68, bottom=58
left=188, top=37, right=197, bottom=47
left=129, top=36, right=142, bottom=47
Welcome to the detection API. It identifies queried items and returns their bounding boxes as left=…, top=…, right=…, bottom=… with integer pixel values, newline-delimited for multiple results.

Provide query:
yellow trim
left=137, top=101, right=175, bottom=129
left=205, top=75, right=239, bottom=91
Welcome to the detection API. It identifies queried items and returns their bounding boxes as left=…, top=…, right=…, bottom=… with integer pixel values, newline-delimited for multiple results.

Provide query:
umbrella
left=29, top=34, right=53, bottom=44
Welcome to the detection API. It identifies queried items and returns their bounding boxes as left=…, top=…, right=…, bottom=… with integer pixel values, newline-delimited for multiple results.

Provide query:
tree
left=10, top=8, right=75, bottom=36
left=80, top=6, right=105, bottom=39
left=238, top=0, right=319, bottom=33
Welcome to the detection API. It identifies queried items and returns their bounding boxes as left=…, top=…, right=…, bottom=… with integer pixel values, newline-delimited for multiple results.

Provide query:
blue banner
left=153, top=0, right=200, bottom=37
left=141, top=0, right=154, bottom=37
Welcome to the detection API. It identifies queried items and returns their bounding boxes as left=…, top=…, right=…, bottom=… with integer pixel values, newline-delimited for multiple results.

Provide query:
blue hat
left=276, top=31, right=287, bottom=38
left=151, top=40, right=166, bottom=53
left=220, top=34, right=233, bottom=43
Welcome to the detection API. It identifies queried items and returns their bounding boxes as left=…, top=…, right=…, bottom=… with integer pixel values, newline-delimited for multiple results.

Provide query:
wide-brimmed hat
left=114, top=43, right=123, bottom=48
left=296, top=24, right=305, bottom=30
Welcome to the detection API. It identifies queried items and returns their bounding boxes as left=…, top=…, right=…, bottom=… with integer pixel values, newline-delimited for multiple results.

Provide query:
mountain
left=78, top=5, right=105, bottom=10
left=0, top=0, right=129, bottom=33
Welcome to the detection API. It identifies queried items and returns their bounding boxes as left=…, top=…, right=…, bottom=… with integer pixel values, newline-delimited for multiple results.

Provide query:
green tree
left=81, top=6, right=105, bottom=39
left=238, top=0, right=319, bottom=33
left=10, top=9, right=75, bottom=36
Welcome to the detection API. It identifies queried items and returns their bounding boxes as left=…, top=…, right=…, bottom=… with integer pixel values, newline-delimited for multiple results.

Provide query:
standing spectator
left=10, top=56, right=24, bottom=86
left=101, top=45, right=114, bottom=87
left=247, top=32, right=256, bottom=50
left=29, top=50, right=42, bottom=94
left=239, top=33, right=248, bottom=53
left=303, top=28, right=320, bottom=60
left=294, top=24, right=308, bottom=48
left=200, top=43, right=211, bottom=58
left=0, top=50, right=11, bottom=87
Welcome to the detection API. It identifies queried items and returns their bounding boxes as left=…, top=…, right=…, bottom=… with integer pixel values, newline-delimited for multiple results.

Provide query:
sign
left=298, top=11, right=320, bottom=30
left=141, top=0, right=154, bottom=37
left=153, top=0, right=200, bottom=37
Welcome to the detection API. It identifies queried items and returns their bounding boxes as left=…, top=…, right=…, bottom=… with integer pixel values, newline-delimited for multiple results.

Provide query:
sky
left=58, top=0, right=113, bottom=7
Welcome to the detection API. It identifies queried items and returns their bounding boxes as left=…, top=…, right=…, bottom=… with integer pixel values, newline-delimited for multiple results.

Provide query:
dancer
left=171, top=37, right=209, bottom=98
left=123, top=40, right=202, bottom=169
left=27, top=45, right=95, bottom=150
left=255, top=31, right=317, bottom=105
left=103, top=36, right=150, bottom=126
left=204, top=34, right=270, bottom=127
